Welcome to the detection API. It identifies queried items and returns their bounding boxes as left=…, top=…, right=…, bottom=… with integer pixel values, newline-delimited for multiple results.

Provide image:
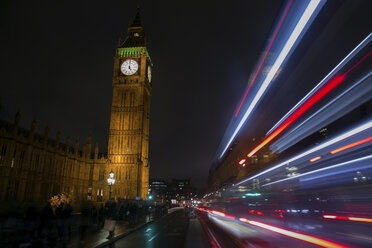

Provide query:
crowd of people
left=0, top=200, right=167, bottom=247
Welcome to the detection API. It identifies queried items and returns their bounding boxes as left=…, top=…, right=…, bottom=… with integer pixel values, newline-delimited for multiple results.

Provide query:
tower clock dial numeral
left=147, top=66, right=152, bottom=82
left=121, top=59, right=138, bottom=75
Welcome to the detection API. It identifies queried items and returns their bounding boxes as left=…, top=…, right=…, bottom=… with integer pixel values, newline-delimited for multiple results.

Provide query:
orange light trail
left=248, top=74, right=346, bottom=157
left=309, top=156, right=321, bottom=162
left=239, top=218, right=349, bottom=248
left=247, top=50, right=372, bottom=158
left=323, top=214, right=372, bottom=223
left=330, top=136, right=372, bottom=154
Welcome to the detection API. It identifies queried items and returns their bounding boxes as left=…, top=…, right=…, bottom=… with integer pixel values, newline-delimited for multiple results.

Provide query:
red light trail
left=330, top=136, right=372, bottom=154
left=247, top=50, right=372, bottom=157
left=323, top=214, right=372, bottom=223
left=234, top=0, right=293, bottom=117
left=239, top=218, right=349, bottom=248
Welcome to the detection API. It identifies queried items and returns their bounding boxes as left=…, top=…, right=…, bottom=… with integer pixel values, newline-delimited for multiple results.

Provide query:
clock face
left=147, top=66, right=152, bottom=82
left=121, top=59, right=138, bottom=75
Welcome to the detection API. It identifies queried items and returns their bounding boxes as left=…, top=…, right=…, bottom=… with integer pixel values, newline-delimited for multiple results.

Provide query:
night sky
left=1, top=0, right=371, bottom=188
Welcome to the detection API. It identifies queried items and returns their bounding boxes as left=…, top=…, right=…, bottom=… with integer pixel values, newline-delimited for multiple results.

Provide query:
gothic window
left=35, top=154, right=39, bottom=167
left=0, top=144, right=6, bottom=160
left=11, top=148, right=16, bottom=168
left=19, top=150, right=25, bottom=166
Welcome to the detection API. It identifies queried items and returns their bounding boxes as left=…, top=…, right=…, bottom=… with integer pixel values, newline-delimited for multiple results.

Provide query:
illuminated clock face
left=121, top=59, right=138, bottom=75
left=147, top=66, right=152, bottom=82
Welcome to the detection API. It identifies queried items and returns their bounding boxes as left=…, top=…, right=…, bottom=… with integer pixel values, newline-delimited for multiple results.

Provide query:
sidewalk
left=67, top=214, right=154, bottom=248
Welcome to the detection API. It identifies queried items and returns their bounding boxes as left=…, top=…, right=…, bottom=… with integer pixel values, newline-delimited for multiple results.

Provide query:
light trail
left=239, top=218, right=349, bottom=248
left=211, top=210, right=235, bottom=220
left=323, top=215, right=372, bottom=223
left=238, top=158, right=247, bottom=165
left=266, top=32, right=372, bottom=136
left=330, top=136, right=372, bottom=154
left=248, top=50, right=372, bottom=157
left=235, top=120, right=372, bottom=186
left=248, top=74, right=346, bottom=157
left=270, top=72, right=372, bottom=153
left=219, top=0, right=323, bottom=159
left=234, top=0, right=293, bottom=117
left=262, top=155, right=372, bottom=187
left=309, top=156, right=321, bottom=162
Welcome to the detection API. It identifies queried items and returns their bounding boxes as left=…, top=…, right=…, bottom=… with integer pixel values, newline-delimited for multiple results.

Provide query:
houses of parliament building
left=0, top=8, right=152, bottom=207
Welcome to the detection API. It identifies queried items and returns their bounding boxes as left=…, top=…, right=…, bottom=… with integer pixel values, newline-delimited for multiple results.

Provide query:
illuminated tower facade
left=107, top=7, right=152, bottom=200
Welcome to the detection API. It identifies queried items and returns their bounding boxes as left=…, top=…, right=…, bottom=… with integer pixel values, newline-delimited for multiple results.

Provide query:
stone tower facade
left=107, top=8, right=152, bottom=200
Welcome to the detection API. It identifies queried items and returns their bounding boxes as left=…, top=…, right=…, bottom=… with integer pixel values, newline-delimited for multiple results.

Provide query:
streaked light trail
left=211, top=210, right=235, bottom=220
left=248, top=74, right=346, bottom=157
left=309, top=156, right=321, bottom=162
left=323, top=215, right=372, bottom=223
left=219, top=0, right=323, bottom=159
left=248, top=50, right=372, bottom=157
left=270, top=72, right=372, bottom=153
left=263, top=155, right=372, bottom=186
left=238, top=158, right=246, bottom=165
left=234, top=0, right=293, bottom=117
left=239, top=218, right=348, bottom=248
left=266, top=32, right=372, bottom=136
left=330, top=136, right=372, bottom=154
left=235, top=120, right=372, bottom=186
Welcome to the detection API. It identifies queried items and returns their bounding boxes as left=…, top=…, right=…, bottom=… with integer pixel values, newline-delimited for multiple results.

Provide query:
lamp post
left=107, top=171, right=115, bottom=201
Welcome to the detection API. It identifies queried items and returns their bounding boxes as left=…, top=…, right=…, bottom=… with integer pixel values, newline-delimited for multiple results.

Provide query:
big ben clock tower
left=107, top=6, right=152, bottom=200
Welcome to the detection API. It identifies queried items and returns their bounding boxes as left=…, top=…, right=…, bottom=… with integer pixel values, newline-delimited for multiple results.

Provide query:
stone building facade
left=0, top=7, right=152, bottom=207
left=0, top=113, right=107, bottom=206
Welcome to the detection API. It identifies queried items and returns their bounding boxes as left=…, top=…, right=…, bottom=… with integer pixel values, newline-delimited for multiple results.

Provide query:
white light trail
left=262, top=155, right=372, bottom=186
left=219, top=0, right=323, bottom=159
left=235, top=120, right=372, bottom=186
left=266, top=32, right=372, bottom=136
left=271, top=72, right=372, bottom=153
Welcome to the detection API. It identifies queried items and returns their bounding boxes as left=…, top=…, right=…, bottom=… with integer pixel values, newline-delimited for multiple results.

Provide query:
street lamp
left=107, top=171, right=115, bottom=201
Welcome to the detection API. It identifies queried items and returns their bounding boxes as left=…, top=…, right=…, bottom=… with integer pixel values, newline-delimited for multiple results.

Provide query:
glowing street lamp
left=107, top=171, right=115, bottom=201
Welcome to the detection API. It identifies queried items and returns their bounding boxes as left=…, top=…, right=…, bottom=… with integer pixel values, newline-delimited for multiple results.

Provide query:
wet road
left=111, top=210, right=189, bottom=248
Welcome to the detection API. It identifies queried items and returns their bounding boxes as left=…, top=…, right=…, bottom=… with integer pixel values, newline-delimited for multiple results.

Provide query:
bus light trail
left=220, top=0, right=323, bottom=159
left=266, top=33, right=372, bottom=136
left=263, top=155, right=372, bottom=187
left=238, top=218, right=348, bottom=248
left=235, top=120, right=372, bottom=186
left=234, top=0, right=293, bottom=117
left=330, top=136, right=372, bottom=154
left=247, top=50, right=372, bottom=158
left=247, top=74, right=346, bottom=157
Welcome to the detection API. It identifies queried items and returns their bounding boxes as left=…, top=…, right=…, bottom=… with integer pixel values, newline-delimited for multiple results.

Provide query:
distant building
left=148, top=179, right=168, bottom=205
left=208, top=136, right=276, bottom=191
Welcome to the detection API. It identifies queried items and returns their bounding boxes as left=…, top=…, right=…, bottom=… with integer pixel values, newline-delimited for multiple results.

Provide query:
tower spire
left=120, top=4, right=146, bottom=48
left=130, top=4, right=142, bottom=28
